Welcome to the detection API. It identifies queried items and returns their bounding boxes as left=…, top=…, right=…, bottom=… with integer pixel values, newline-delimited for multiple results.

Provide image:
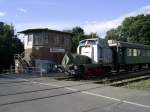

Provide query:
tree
left=105, top=14, right=150, bottom=44
left=106, top=29, right=118, bottom=40
left=65, top=27, right=99, bottom=53
left=71, top=27, right=84, bottom=52
left=88, top=32, right=99, bottom=38
left=0, top=22, right=24, bottom=72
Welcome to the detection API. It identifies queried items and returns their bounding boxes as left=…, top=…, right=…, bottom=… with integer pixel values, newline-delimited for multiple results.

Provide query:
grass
left=125, top=79, right=150, bottom=91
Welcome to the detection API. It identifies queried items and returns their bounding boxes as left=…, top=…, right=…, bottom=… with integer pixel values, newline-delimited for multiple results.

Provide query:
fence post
left=10, top=65, right=12, bottom=74
left=40, top=68, right=43, bottom=77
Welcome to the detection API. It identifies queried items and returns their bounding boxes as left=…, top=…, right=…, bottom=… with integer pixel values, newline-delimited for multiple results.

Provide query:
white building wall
left=24, top=35, right=33, bottom=49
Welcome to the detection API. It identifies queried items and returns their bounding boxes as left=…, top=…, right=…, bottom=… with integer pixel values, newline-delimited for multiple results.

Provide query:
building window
left=34, top=33, right=43, bottom=45
left=28, top=34, right=33, bottom=42
left=59, top=36, right=64, bottom=44
left=43, top=32, right=48, bottom=43
left=54, top=36, right=60, bottom=44
left=65, top=38, right=70, bottom=47
left=49, top=48, right=65, bottom=53
left=27, top=34, right=33, bottom=45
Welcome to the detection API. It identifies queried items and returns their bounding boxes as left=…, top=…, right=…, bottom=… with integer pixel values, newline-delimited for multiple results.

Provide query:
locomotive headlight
left=74, top=65, right=78, bottom=70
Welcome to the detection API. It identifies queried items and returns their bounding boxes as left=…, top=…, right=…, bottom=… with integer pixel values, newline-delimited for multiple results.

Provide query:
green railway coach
left=108, top=40, right=150, bottom=70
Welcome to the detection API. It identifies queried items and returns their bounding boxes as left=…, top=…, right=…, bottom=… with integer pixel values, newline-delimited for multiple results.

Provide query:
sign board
left=50, top=48, right=65, bottom=53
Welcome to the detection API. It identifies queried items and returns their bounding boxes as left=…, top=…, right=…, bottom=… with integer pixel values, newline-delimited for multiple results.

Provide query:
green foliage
left=71, top=27, right=84, bottom=52
left=65, top=26, right=99, bottom=53
left=0, top=22, right=24, bottom=71
left=106, top=14, right=150, bottom=44
left=106, top=29, right=119, bottom=40
left=126, top=79, right=150, bottom=91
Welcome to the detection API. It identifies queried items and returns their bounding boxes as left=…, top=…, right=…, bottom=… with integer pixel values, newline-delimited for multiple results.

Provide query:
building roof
left=18, top=28, right=73, bottom=35
left=108, top=40, right=150, bottom=49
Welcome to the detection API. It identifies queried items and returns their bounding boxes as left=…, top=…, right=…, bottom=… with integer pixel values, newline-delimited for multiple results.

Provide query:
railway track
left=0, top=70, right=149, bottom=102
left=2, top=69, right=149, bottom=90
left=95, top=69, right=150, bottom=86
left=56, top=69, right=150, bottom=87
left=111, top=75, right=150, bottom=87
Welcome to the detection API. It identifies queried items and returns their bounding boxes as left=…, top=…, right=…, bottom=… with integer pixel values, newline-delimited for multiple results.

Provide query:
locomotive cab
left=77, top=39, right=97, bottom=63
left=77, top=38, right=112, bottom=65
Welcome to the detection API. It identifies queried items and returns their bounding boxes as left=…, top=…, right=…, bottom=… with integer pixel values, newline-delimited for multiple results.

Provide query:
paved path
left=0, top=74, right=150, bottom=112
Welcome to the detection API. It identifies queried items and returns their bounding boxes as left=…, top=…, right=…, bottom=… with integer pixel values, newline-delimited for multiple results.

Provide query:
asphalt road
left=0, top=74, right=150, bottom=112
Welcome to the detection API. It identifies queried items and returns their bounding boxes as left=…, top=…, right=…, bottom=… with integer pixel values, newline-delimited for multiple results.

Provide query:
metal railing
left=2, top=66, right=46, bottom=77
left=14, top=52, right=30, bottom=73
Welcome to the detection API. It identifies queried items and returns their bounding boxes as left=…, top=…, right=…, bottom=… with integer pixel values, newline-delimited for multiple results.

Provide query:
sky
left=0, top=0, right=150, bottom=37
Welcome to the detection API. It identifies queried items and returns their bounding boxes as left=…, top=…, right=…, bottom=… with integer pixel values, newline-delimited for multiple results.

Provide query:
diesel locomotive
left=61, top=38, right=150, bottom=78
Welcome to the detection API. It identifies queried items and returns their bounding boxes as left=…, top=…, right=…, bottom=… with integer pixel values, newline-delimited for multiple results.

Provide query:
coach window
left=148, top=50, right=150, bottom=56
left=146, top=50, right=150, bottom=56
left=143, top=50, right=147, bottom=56
left=127, top=48, right=132, bottom=56
left=137, top=49, right=141, bottom=56
left=145, top=50, right=148, bottom=56
left=141, top=50, right=144, bottom=56
left=133, top=49, right=138, bottom=56
left=145, top=50, right=150, bottom=56
left=144, top=50, right=146, bottom=56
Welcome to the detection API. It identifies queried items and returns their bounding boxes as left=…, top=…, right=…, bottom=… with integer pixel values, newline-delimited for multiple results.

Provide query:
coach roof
left=108, top=40, right=150, bottom=49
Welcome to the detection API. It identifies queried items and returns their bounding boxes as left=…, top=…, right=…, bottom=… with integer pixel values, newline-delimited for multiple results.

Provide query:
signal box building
left=18, top=28, right=73, bottom=72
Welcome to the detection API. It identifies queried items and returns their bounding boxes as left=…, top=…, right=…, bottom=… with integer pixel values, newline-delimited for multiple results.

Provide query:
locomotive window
left=80, top=40, right=86, bottom=45
left=85, top=40, right=96, bottom=45
left=80, top=40, right=97, bottom=46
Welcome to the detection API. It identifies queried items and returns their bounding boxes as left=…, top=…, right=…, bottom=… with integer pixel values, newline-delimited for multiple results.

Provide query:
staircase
left=14, top=52, right=30, bottom=73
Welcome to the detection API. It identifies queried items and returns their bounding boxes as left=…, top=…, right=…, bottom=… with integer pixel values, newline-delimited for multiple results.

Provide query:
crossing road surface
left=0, top=74, right=150, bottom=112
